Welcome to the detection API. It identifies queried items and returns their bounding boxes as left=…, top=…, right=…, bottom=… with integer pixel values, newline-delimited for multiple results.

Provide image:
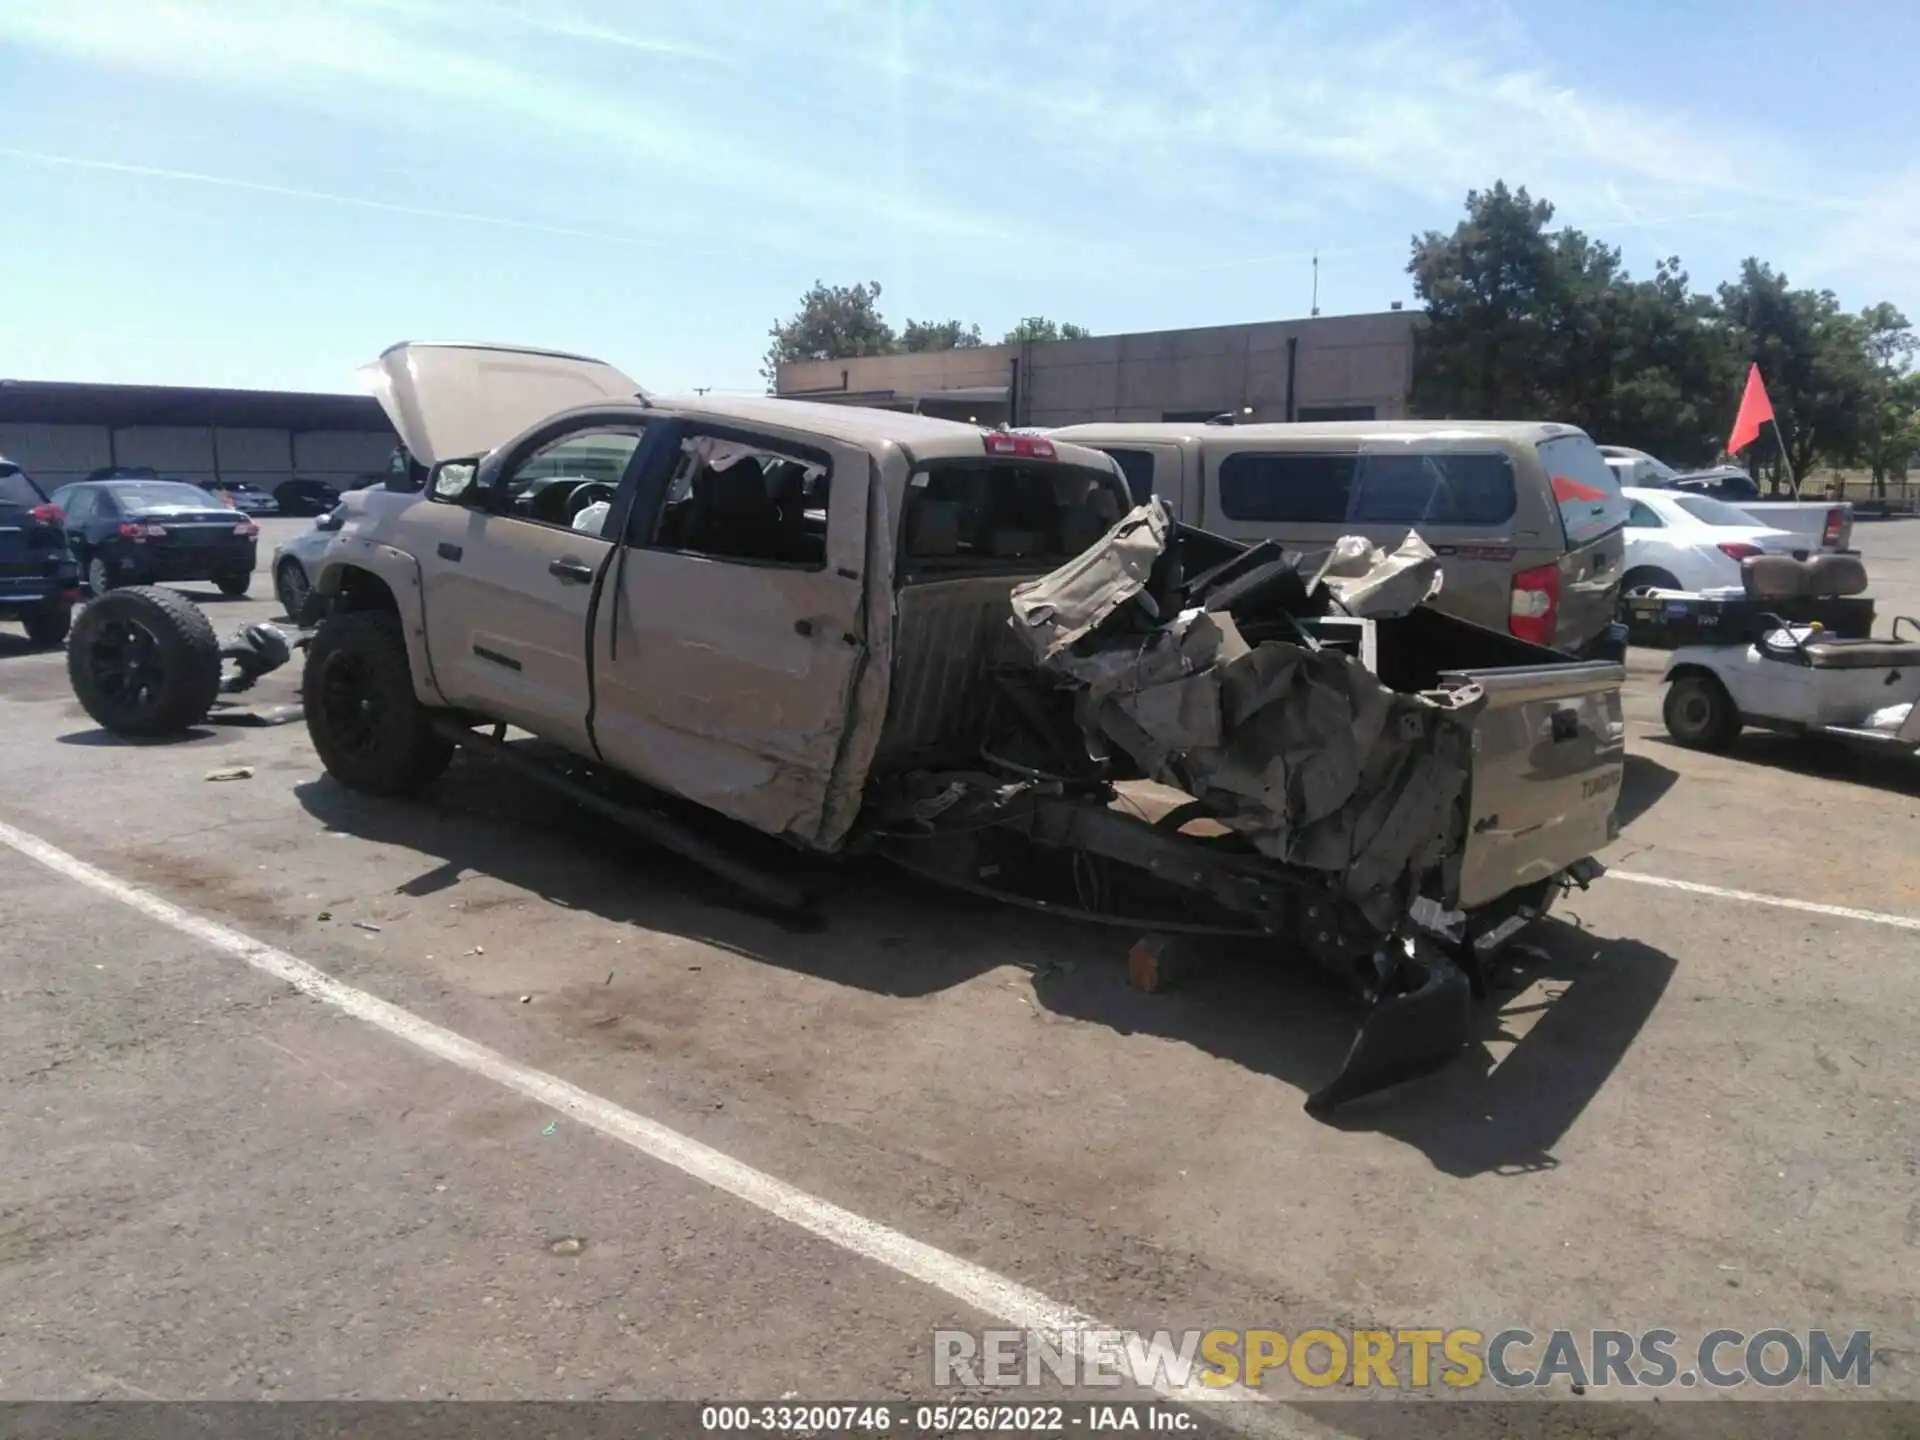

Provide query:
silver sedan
left=270, top=508, right=344, bottom=621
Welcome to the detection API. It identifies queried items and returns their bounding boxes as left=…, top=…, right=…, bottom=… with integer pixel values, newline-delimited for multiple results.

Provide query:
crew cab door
left=589, top=416, right=873, bottom=848
left=415, top=412, right=649, bottom=753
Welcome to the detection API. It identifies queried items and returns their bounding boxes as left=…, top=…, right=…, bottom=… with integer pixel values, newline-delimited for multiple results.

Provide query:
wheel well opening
left=1665, top=663, right=1723, bottom=685
left=328, top=566, right=401, bottom=615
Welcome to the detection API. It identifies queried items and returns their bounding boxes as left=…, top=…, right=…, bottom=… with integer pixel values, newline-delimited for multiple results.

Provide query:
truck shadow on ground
left=296, top=750, right=1675, bottom=1178
left=1617, top=751, right=1680, bottom=827
left=1641, top=730, right=1920, bottom=796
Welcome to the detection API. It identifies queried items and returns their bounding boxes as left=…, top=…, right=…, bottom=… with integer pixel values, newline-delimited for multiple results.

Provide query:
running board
left=429, top=719, right=811, bottom=914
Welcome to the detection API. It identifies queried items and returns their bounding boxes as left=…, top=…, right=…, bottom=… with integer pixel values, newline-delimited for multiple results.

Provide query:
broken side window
left=647, top=431, right=829, bottom=568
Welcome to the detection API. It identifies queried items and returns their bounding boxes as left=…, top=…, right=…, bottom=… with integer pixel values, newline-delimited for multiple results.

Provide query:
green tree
left=1406, top=183, right=1732, bottom=461
left=1002, top=317, right=1091, bottom=344
left=761, top=280, right=896, bottom=388
left=1858, top=305, right=1919, bottom=498
left=1407, top=183, right=1569, bottom=418
left=900, top=318, right=984, bottom=352
left=1714, top=260, right=1878, bottom=490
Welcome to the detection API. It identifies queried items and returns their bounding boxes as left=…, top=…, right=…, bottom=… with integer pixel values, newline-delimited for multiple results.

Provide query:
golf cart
left=1659, top=554, right=1920, bottom=758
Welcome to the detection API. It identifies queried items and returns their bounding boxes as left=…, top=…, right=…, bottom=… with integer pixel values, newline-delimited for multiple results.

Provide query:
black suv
left=50, top=477, right=259, bottom=597
left=0, top=459, right=80, bottom=645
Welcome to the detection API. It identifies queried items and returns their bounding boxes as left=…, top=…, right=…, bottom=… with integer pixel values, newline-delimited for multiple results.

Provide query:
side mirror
left=427, top=461, right=481, bottom=505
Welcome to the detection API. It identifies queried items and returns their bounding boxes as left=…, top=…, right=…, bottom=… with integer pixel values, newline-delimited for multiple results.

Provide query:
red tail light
left=1822, top=508, right=1844, bottom=547
left=28, top=502, right=63, bottom=524
left=117, top=521, right=166, bottom=539
left=234, top=520, right=259, bottom=538
left=1508, top=562, right=1559, bottom=645
left=1717, top=541, right=1763, bottom=562
left=983, top=431, right=1056, bottom=459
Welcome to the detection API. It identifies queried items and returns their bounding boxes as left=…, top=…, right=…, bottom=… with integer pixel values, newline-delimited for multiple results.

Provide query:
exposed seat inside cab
left=683, top=459, right=788, bottom=560
left=907, top=500, right=963, bottom=556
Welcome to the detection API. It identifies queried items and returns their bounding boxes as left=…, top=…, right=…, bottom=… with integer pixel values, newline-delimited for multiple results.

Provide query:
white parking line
left=0, top=818, right=1341, bottom=1434
left=1604, top=869, right=1920, bottom=931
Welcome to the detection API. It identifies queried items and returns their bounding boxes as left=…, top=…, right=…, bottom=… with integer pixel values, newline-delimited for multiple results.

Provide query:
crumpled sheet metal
left=1306, top=530, right=1443, bottom=619
left=1010, top=505, right=1480, bottom=927
left=1009, top=501, right=1170, bottom=659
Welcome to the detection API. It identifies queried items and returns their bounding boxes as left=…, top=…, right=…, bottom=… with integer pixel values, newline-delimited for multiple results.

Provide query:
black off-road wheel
left=21, top=600, right=72, bottom=647
left=1663, top=673, right=1742, bottom=752
left=303, top=611, right=453, bottom=795
left=67, top=586, right=222, bottom=736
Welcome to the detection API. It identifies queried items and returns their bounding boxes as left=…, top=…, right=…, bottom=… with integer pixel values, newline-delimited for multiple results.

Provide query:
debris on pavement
left=548, top=1236, right=587, bottom=1256
left=204, top=765, right=255, bottom=782
left=353, top=921, right=382, bottom=933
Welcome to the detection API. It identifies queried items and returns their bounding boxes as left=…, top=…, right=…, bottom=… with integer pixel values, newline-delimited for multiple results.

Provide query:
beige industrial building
left=774, top=310, right=1416, bottom=428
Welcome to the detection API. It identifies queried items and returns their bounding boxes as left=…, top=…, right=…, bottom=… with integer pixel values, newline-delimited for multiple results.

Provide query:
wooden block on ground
left=1127, top=933, right=1190, bottom=994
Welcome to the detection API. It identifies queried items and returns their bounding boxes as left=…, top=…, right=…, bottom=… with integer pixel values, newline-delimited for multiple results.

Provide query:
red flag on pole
left=1728, top=363, right=1776, bottom=454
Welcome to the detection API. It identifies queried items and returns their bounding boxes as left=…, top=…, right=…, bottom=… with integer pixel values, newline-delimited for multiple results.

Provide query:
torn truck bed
left=871, top=502, right=1624, bottom=1109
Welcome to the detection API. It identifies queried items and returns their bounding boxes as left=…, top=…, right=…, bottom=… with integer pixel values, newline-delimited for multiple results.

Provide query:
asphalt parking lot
left=1, top=517, right=1916, bottom=1428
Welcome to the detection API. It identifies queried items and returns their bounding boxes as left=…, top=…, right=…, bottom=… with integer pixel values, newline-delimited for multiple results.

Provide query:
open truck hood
left=358, top=342, right=648, bottom=467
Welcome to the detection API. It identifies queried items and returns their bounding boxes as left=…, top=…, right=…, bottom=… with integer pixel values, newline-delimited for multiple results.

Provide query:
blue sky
left=3, top=0, right=1916, bottom=396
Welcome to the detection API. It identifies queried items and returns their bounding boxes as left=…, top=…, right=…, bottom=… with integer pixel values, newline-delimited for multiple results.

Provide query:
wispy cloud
left=0, top=0, right=1030, bottom=250
left=0, top=145, right=675, bottom=247
left=0, top=0, right=1910, bottom=323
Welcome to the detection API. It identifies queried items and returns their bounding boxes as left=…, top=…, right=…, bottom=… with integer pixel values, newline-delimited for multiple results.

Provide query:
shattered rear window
left=902, top=461, right=1128, bottom=569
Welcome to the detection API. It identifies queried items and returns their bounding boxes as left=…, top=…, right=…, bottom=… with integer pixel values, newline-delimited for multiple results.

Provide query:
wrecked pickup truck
left=302, top=342, right=1626, bottom=1110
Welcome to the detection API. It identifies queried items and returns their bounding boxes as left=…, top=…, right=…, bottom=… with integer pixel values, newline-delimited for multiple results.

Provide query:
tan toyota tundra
left=306, top=342, right=1628, bottom=1111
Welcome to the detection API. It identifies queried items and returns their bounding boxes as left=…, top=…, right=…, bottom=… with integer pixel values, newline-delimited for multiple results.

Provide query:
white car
left=1620, top=486, right=1798, bottom=596
left=201, top=480, right=281, bottom=516
left=270, top=505, right=345, bottom=620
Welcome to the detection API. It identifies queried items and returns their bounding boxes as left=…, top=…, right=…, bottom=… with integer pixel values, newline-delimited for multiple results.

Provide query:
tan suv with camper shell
left=1048, top=419, right=1631, bottom=658
left=302, top=343, right=1627, bottom=1111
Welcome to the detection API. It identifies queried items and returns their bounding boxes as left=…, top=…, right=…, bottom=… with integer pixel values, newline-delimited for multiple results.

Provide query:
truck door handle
left=794, top=619, right=814, bottom=636
left=548, top=558, right=594, bottom=583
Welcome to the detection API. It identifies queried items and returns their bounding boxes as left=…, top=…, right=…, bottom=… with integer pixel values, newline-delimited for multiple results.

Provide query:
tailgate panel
left=1443, top=660, right=1625, bottom=909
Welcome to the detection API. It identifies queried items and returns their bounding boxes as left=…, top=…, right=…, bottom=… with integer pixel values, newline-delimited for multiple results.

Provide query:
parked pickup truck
left=305, top=343, right=1628, bottom=1111
left=1598, top=448, right=1852, bottom=555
